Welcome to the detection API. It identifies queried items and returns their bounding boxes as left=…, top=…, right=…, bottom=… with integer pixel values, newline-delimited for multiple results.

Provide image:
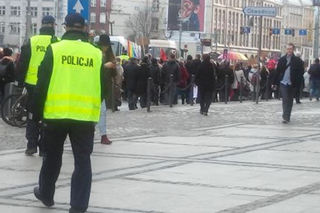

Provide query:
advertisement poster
left=167, top=0, right=205, bottom=32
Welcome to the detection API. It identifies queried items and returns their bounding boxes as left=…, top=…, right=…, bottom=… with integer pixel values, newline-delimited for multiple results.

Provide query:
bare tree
left=125, top=7, right=153, bottom=39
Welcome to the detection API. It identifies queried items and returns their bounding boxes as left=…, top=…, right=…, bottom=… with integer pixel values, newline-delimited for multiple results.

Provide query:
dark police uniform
left=32, top=13, right=104, bottom=213
left=17, top=15, right=59, bottom=156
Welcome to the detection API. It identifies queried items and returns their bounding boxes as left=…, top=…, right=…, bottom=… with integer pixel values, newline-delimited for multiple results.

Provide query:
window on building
left=11, top=6, right=21, bottom=16
left=100, top=13, right=106, bottom=23
left=101, top=0, right=106, bottom=7
left=42, top=7, right=53, bottom=16
left=9, top=22, right=20, bottom=34
left=32, top=23, right=37, bottom=34
left=91, top=0, right=96, bottom=7
left=0, top=23, right=5, bottom=33
left=0, top=6, right=5, bottom=16
left=152, top=0, right=160, bottom=12
left=90, top=12, right=96, bottom=23
left=151, top=18, right=159, bottom=31
left=30, top=7, right=37, bottom=17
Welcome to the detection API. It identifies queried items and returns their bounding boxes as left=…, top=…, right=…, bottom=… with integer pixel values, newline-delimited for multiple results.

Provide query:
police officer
left=31, top=13, right=112, bottom=213
left=17, top=15, right=59, bottom=156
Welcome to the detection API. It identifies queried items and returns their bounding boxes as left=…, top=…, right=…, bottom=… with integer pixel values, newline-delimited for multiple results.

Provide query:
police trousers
left=39, top=119, right=95, bottom=211
left=25, top=84, right=43, bottom=150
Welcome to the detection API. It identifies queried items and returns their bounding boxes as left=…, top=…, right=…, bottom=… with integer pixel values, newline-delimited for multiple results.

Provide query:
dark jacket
left=308, top=63, right=320, bottom=81
left=136, top=63, right=150, bottom=95
left=161, top=60, right=180, bottom=84
left=273, top=54, right=304, bottom=88
left=217, top=65, right=234, bottom=87
left=192, top=59, right=201, bottom=75
left=149, top=63, right=161, bottom=85
left=16, top=27, right=59, bottom=85
left=103, top=62, right=117, bottom=110
left=195, top=61, right=216, bottom=91
left=124, top=62, right=139, bottom=91
left=31, top=31, right=104, bottom=121
left=0, top=56, right=15, bottom=83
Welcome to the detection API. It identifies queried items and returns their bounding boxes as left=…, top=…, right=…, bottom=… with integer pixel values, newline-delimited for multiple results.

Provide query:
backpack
left=250, top=71, right=258, bottom=85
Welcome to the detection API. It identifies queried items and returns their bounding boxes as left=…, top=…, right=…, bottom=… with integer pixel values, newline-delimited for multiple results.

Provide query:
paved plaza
left=0, top=99, right=320, bottom=212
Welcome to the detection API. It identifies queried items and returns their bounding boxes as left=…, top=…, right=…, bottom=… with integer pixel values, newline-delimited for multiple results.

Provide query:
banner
left=167, top=0, right=205, bottom=32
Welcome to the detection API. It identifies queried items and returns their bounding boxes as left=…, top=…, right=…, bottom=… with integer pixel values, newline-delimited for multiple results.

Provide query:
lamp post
left=178, top=0, right=183, bottom=58
left=26, top=0, right=32, bottom=40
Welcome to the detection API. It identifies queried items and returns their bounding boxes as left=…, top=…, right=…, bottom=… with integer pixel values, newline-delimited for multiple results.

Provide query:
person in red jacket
left=175, top=61, right=190, bottom=104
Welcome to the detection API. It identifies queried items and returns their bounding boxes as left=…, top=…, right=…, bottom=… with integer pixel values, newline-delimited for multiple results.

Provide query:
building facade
left=212, top=0, right=283, bottom=58
left=89, top=0, right=112, bottom=35
left=280, top=0, right=314, bottom=63
left=0, top=0, right=67, bottom=50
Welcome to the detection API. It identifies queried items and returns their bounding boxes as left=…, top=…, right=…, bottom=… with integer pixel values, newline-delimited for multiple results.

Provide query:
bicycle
left=0, top=87, right=27, bottom=127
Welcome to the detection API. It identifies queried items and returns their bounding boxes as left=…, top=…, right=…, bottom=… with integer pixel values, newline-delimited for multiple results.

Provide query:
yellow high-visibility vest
left=25, top=35, right=53, bottom=85
left=119, top=54, right=129, bottom=62
left=44, top=40, right=103, bottom=122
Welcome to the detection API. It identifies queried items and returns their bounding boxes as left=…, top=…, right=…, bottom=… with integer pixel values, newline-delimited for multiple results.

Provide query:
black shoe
left=33, top=187, right=54, bottom=207
left=203, top=112, right=208, bottom=116
left=282, top=119, right=290, bottom=124
left=296, top=101, right=302, bottom=104
left=39, top=150, right=44, bottom=157
left=69, top=207, right=86, bottom=213
left=25, top=147, right=37, bottom=156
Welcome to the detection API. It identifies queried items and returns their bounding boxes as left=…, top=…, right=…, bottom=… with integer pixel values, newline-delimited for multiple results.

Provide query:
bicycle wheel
left=12, top=93, right=28, bottom=127
left=0, top=93, right=20, bottom=126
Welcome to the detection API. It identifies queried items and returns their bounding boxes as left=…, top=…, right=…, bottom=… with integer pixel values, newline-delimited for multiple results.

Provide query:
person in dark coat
left=294, top=52, right=304, bottom=104
left=124, top=57, right=139, bottom=110
left=260, top=66, right=269, bottom=100
left=0, top=48, right=15, bottom=101
left=136, top=56, right=150, bottom=108
left=149, top=58, right=161, bottom=105
left=161, top=53, right=180, bottom=105
left=272, top=43, right=304, bottom=124
left=192, top=54, right=201, bottom=103
left=308, top=58, right=320, bottom=101
left=218, top=61, right=234, bottom=102
left=195, top=54, right=216, bottom=115
left=185, top=55, right=194, bottom=104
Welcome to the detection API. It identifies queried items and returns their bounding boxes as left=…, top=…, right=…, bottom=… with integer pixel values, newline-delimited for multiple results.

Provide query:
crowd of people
left=117, top=47, right=318, bottom=117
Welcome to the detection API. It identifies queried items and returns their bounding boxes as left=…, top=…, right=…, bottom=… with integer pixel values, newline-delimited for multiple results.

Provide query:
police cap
left=64, top=13, right=85, bottom=28
left=42, top=15, right=55, bottom=24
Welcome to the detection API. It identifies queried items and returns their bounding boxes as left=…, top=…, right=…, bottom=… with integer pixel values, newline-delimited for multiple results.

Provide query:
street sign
left=68, top=0, right=90, bottom=23
left=314, top=0, right=320, bottom=6
left=243, top=27, right=251, bottom=33
left=272, top=28, right=281, bottom=35
left=299, top=29, right=307, bottom=36
left=243, top=7, right=277, bottom=17
left=284, top=29, right=292, bottom=35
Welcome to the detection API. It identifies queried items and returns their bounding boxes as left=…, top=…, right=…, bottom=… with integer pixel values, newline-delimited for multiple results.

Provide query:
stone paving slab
left=1, top=100, right=320, bottom=212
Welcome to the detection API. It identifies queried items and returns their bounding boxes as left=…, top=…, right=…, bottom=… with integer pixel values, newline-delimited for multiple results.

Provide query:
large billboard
left=167, top=0, right=205, bottom=32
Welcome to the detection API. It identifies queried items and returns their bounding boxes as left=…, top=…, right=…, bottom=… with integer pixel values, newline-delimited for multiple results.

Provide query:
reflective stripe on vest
left=44, top=40, right=102, bottom=122
left=25, top=35, right=53, bottom=85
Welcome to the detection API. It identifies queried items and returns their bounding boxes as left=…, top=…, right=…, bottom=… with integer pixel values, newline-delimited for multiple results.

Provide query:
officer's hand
left=104, top=62, right=116, bottom=69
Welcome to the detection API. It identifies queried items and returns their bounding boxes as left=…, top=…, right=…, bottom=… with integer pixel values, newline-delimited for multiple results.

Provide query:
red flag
left=160, top=48, right=167, bottom=62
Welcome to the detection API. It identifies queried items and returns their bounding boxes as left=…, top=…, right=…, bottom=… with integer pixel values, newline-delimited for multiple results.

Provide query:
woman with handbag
left=231, top=63, right=246, bottom=101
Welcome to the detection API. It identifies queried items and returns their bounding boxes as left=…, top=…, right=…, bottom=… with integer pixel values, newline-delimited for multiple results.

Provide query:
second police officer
left=17, top=15, right=60, bottom=156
